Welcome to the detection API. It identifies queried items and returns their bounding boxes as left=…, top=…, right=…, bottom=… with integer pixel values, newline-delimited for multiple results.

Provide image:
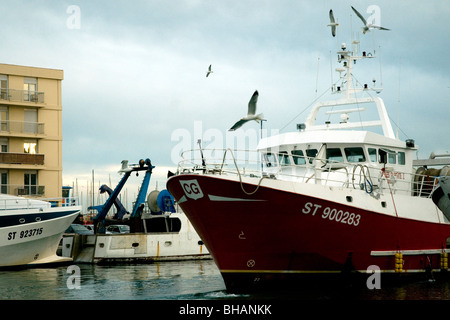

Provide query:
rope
left=220, top=148, right=268, bottom=196
left=352, top=164, right=373, bottom=193
left=382, top=168, right=399, bottom=218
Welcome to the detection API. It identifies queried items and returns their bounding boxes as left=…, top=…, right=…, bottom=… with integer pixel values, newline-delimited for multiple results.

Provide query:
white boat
left=61, top=159, right=210, bottom=264
left=92, top=208, right=210, bottom=263
left=0, top=194, right=81, bottom=267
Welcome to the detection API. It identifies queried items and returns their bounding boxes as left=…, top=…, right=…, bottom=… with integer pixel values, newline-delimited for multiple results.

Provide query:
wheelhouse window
left=344, top=147, right=366, bottom=163
left=368, top=148, right=377, bottom=162
left=398, top=152, right=406, bottom=165
left=388, top=150, right=396, bottom=164
left=326, top=148, right=344, bottom=163
left=278, top=151, right=291, bottom=166
left=291, top=150, right=306, bottom=165
left=306, top=149, right=318, bottom=164
left=379, top=148, right=396, bottom=164
left=263, top=153, right=277, bottom=167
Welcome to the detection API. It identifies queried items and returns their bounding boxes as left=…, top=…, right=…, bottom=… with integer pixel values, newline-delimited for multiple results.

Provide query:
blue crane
left=93, top=158, right=154, bottom=233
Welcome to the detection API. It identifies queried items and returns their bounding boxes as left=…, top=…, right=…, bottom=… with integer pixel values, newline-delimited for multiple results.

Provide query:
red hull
left=167, top=174, right=450, bottom=291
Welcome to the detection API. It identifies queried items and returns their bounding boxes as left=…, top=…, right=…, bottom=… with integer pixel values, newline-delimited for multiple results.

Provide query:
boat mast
left=302, top=37, right=396, bottom=139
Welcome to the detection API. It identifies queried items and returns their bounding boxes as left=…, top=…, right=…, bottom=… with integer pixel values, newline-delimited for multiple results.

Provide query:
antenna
left=396, top=58, right=402, bottom=139
left=315, top=57, right=320, bottom=99
left=378, top=45, right=383, bottom=87
left=329, top=51, right=334, bottom=92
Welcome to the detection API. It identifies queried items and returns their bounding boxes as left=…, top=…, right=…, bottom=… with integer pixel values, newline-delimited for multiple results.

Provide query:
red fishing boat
left=167, top=33, right=450, bottom=292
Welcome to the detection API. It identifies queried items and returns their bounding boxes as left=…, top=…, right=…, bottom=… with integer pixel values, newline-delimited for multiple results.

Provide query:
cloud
left=0, top=0, right=448, bottom=204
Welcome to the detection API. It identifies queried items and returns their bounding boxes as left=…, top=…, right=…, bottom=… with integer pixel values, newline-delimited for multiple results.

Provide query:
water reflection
left=0, top=260, right=225, bottom=300
left=0, top=261, right=449, bottom=300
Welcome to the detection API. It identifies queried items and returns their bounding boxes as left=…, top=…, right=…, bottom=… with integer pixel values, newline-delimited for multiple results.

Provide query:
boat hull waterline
left=167, top=174, right=450, bottom=291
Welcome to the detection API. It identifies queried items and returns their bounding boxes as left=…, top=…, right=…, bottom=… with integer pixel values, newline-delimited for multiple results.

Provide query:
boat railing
left=178, top=148, right=262, bottom=177
left=0, top=196, right=80, bottom=210
left=177, top=149, right=442, bottom=198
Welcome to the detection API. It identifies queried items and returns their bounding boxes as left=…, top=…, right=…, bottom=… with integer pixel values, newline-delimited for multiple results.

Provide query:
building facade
left=0, top=63, right=64, bottom=199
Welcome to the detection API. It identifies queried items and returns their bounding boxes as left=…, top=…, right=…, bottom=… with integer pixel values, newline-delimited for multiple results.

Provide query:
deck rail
left=0, top=196, right=80, bottom=210
left=177, top=148, right=445, bottom=198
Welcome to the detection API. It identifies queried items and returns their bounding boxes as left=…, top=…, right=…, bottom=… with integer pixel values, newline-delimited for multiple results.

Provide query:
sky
left=1, top=0, right=449, bottom=209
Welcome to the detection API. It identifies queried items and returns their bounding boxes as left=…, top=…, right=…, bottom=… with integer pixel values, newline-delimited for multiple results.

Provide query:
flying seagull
left=351, top=6, right=390, bottom=34
left=206, top=64, right=213, bottom=77
left=327, top=9, right=339, bottom=37
left=229, top=90, right=264, bottom=131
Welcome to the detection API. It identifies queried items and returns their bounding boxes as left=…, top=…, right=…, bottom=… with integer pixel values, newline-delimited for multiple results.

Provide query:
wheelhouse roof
left=257, top=130, right=415, bottom=151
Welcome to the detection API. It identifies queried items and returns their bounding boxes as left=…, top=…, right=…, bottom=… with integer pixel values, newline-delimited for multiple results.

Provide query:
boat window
left=145, top=217, right=182, bottom=233
left=291, top=150, right=306, bottom=165
left=306, top=149, right=318, bottom=164
left=378, top=149, right=387, bottom=164
left=398, top=152, right=405, bottom=165
left=278, top=151, right=291, bottom=166
left=326, top=148, right=344, bottom=163
left=264, top=153, right=277, bottom=167
left=344, top=147, right=366, bottom=163
left=380, top=148, right=396, bottom=164
left=368, top=148, right=377, bottom=162
left=388, top=151, right=396, bottom=164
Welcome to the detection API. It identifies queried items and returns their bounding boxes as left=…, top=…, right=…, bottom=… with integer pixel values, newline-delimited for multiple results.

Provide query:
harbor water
left=1, top=260, right=450, bottom=301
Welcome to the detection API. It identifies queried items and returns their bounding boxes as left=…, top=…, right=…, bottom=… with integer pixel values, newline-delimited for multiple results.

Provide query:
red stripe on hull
left=167, top=174, right=450, bottom=291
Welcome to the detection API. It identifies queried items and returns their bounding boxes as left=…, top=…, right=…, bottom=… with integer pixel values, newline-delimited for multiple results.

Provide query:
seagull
left=327, top=9, right=339, bottom=37
left=229, top=90, right=264, bottom=131
left=206, top=64, right=213, bottom=77
left=351, top=6, right=390, bottom=34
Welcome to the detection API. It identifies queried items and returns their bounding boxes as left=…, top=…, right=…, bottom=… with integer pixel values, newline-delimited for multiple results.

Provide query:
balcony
left=0, top=183, right=45, bottom=196
left=15, top=185, right=45, bottom=196
left=0, top=153, right=44, bottom=165
left=0, top=120, right=45, bottom=136
left=0, top=88, right=44, bottom=104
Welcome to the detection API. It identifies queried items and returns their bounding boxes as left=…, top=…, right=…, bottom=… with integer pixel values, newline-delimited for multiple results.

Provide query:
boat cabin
left=257, top=129, right=417, bottom=196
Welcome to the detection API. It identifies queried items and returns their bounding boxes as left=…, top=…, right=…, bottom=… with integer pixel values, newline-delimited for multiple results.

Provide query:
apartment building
left=0, top=63, right=64, bottom=199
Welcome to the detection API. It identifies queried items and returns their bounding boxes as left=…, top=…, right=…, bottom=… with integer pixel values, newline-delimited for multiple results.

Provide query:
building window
left=0, top=74, right=7, bottom=100
left=24, top=140, right=37, bottom=154
left=24, top=171, right=37, bottom=195
left=24, top=78, right=37, bottom=102
left=0, top=138, right=8, bottom=152
left=0, top=171, right=7, bottom=194
left=0, top=106, right=8, bottom=131
left=24, top=109, right=38, bottom=133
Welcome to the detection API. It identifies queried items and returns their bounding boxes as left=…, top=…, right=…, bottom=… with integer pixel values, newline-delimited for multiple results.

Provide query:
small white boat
left=92, top=208, right=210, bottom=263
left=62, top=158, right=210, bottom=264
left=0, top=194, right=81, bottom=267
